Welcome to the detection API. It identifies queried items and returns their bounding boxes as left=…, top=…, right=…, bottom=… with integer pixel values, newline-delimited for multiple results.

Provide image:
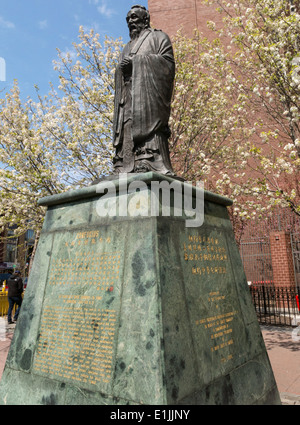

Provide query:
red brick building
left=148, top=0, right=300, bottom=291
left=149, top=0, right=223, bottom=38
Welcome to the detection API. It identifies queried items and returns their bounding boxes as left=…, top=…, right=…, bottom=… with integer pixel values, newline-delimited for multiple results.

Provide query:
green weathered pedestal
left=0, top=173, right=281, bottom=405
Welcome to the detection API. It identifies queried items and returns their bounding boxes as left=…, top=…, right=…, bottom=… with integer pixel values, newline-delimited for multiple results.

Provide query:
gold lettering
left=33, top=302, right=117, bottom=385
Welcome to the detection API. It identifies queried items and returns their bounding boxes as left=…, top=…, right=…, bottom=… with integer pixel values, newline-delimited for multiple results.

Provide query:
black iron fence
left=249, top=285, right=300, bottom=327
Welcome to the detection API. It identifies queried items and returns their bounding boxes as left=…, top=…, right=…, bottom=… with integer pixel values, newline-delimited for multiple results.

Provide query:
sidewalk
left=0, top=321, right=299, bottom=405
left=0, top=322, right=15, bottom=382
left=260, top=325, right=300, bottom=405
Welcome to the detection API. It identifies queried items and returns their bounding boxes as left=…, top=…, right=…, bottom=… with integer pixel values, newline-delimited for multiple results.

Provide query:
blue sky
left=0, top=0, right=148, bottom=101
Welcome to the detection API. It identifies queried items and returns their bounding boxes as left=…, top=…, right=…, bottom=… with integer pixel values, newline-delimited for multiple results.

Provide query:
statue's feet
left=134, top=161, right=151, bottom=173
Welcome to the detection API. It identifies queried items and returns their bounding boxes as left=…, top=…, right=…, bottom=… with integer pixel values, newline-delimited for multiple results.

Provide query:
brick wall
left=270, top=232, right=295, bottom=287
left=148, top=0, right=223, bottom=39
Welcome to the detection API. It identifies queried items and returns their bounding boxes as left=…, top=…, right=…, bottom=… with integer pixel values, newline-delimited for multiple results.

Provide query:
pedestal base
left=0, top=173, right=281, bottom=405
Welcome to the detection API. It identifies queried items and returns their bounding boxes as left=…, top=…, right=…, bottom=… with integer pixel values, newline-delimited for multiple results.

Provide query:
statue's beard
left=129, top=24, right=145, bottom=39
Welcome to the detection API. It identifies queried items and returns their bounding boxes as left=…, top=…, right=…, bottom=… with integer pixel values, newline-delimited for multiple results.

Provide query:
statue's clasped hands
left=120, top=56, right=133, bottom=77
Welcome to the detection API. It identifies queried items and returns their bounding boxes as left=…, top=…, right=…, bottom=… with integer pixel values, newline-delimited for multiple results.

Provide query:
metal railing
left=249, top=285, right=300, bottom=326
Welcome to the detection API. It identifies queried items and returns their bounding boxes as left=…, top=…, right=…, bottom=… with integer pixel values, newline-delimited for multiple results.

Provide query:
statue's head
left=126, top=5, right=150, bottom=39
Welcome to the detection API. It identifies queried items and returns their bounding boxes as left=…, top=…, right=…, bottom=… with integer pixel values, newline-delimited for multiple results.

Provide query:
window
left=5, top=242, right=17, bottom=263
left=26, top=229, right=35, bottom=242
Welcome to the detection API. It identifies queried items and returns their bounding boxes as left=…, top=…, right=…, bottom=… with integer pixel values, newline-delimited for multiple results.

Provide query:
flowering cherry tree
left=203, top=0, right=300, bottom=219
left=0, top=28, right=122, bottom=238
left=170, top=30, right=248, bottom=182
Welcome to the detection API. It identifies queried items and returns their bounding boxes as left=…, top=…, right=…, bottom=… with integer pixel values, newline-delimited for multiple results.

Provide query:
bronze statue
left=112, top=5, right=175, bottom=175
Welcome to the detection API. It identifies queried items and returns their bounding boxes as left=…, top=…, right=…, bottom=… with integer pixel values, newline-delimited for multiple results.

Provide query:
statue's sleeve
left=112, top=64, right=123, bottom=146
left=131, top=31, right=175, bottom=143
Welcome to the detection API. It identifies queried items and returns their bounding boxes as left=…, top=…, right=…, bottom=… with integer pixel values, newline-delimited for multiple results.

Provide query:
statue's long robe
left=113, top=28, right=175, bottom=173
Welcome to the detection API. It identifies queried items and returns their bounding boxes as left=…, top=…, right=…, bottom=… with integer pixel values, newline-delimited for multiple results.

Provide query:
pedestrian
left=7, top=270, right=23, bottom=324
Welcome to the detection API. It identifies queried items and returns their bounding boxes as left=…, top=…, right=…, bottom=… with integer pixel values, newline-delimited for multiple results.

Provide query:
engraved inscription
left=184, top=232, right=238, bottom=365
left=33, top=299, right=116, bottom=386
left=183, top=234, right=228, bottom=275
left=32, top=231, right=122, bottom=387
left=48, top=251, right=121, bottom=292
left=195, top=294, right=238, bottom=364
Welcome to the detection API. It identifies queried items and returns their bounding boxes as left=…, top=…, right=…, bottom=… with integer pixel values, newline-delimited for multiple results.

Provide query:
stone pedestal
left=0, top=173, right=281, bottom=405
